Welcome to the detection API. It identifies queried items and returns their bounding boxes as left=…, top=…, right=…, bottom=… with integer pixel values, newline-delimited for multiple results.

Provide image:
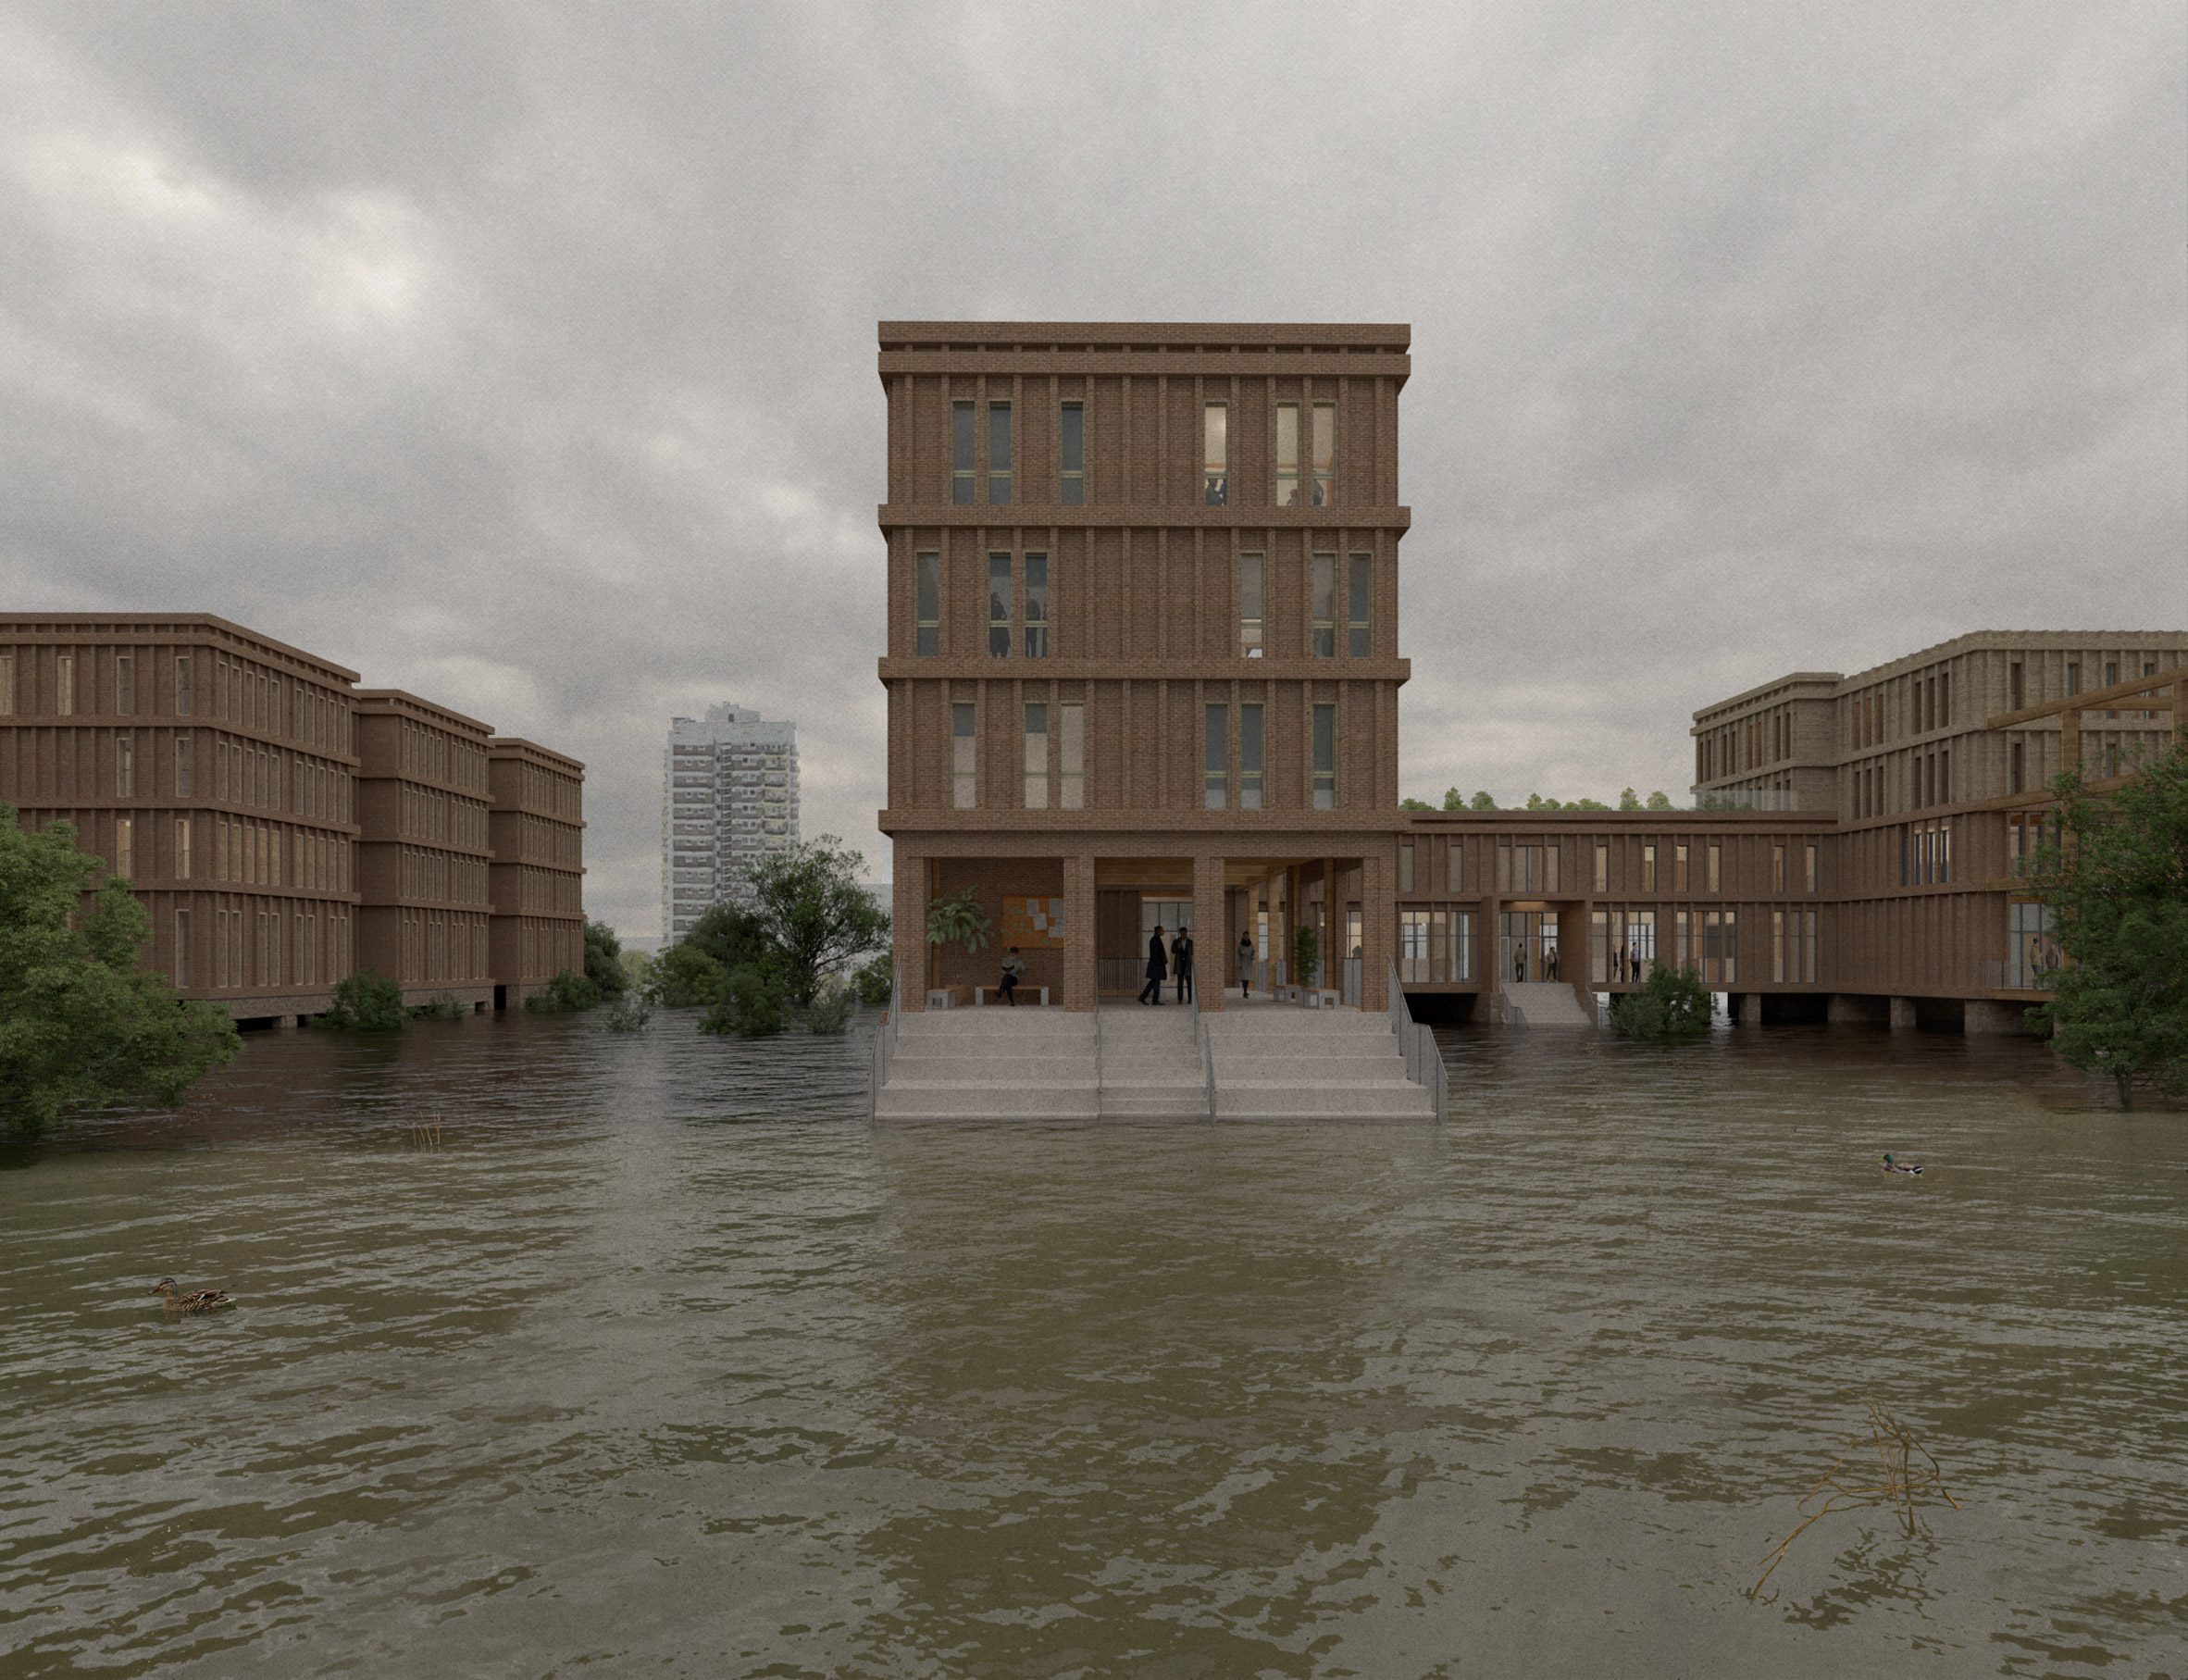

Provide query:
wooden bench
left=973, top=985, right=1050, bottom=1006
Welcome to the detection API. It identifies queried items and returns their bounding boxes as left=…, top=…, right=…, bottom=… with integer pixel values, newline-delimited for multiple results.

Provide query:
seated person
left=999, top=947, right=1026, bottom=1005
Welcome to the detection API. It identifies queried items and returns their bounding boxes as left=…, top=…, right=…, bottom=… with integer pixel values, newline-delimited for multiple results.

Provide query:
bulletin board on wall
left=1001, top=896, right=1067, bottom=947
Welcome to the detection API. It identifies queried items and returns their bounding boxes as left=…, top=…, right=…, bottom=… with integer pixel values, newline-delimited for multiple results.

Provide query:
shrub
left=603, top=991, right=653, bottom=1033
left=700, top=964, right=789, bottom=1038
left=649, top=942, right=727, bottom=1008
left=583, top=920, right=628, bottom=996
left=318, top=971, right=407, bottom=1032
left=524, top=970, right=602, bottom=1014
left=804, top=979, right=855, bottom=1035
left=413, top=991, right=465, bottom=1023
left=1292, top=925, right=1321, bottom=989
left=852, top=952, right=894, bottom=1008
left=1610, top=964, right=1712, bottom=1040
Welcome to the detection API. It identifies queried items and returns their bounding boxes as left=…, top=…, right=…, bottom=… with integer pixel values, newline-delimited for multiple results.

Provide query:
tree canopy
left=2029, top=744, right=2188, bottom=1107
left=750, top=837, right=890, bottom=1007
left=1609, top=964, right=1712, bottom=1041
left=1, top=808, right=239, bottom=1138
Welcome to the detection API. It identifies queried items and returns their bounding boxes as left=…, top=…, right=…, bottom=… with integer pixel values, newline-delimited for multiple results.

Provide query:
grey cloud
left=2, top=0, right=2180, bottom=931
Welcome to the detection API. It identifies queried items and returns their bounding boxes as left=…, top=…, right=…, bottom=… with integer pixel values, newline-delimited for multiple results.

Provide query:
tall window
left=1239, top=703, right=1263, bottom=810
left=988, top=403, right=1013, bottom=504
left=1058, top=702, right=1085, bottom=810
left=1772, top=843, right=1785, bottom=891
left=57, top=653, right=75, bottom=716
left=1274, top=402, right=1299, bottom=505
left=1024, top=703, right=1049, bottom=809
left=175, top=738, right=193, bottom=797
left=1023, top=554, right=1049, bottom=657
left=1805, top=843, right=1819, bottom=892
left=1203, top=404, right=1227, bottom=505
left=175, top=654, right=192, bottom=716
left=951, top=703, right=976, bottom=808
left=988, top=554, right=1012, bottom=658
left=1312, top=703, right=1336, bottom=809
left=0, top=653, right=13, bottom=714
left=951, top=401, right=975, bottom=504
left=116, top=737, right=133, bottom=798
left=174, top=910, right=191, bottom=988
left=1312, top=402, right=1335, bottom=504
left=116, top=654, right=134, bottom=716
left=1707, top=842, right=1721, bottom=892
left=2008, top=661, right=2024, bottom=710
left=114, top=816, right=133, bottom=880
left=1399, top=843, right=1415, bottom=893
left=1673, top=842, right=1688, bottom=890
left=1058, top=401, right=1086, bottom=504
left=914, top=552, right=940, bottom=656
left=1595, top=844, right=1609, bottom=892
left=176, top=817, right=192, bottom=880
left=1312, top=554, right=1336, bottom=656
left=1203, top=703, right=1227, bottom=809
left=1347, top=555, right=1371, bottom=656
left=1238, top=554, right=1264, bottom=656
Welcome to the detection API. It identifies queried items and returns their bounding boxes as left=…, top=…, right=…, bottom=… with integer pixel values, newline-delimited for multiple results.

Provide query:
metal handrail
left=1203, top=1030, right=1217, bottom=1123
left=869, top=963, right=901, bottom=1120
left=1387, top=960, right=1448, bottom=1125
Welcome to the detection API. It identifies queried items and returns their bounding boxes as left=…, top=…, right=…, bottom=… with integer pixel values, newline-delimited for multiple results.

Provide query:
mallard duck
left=151, top=1277, right=234, bottom=1313
left=1880, top=1154, right=1924, bottom=1176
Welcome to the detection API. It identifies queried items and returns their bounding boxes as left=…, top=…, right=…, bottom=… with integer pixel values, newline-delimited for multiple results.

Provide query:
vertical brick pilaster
left=1192, top=852, right=1225, bottom=1014
left=1063, top=852, right=1096, bottom=1012
left=895, top=858, right=927, bottom=1012
left=1361, top=846, right=1394, bottom=1012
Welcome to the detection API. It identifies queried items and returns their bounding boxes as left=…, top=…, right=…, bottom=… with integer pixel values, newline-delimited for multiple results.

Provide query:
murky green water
left=2, top=1013, right=2183, bottom=1677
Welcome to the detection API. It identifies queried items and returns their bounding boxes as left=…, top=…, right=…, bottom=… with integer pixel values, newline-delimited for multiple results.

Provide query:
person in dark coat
left=1237, top=931, right=1254, bottom=998
left=1138, top=925, right=1168, bottom=1004
left=1175, top=929, right=1194, bottom=1003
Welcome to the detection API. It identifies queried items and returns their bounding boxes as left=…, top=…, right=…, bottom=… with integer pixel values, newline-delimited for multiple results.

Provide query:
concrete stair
left=1503, top=981, right=1597, bottom=1028
left=1204, top=1010, right=1434, bottom=1120
left=876, top=1008, right=1098, bottom=1119
left=1095, top=1006, right=1209, bottom=1121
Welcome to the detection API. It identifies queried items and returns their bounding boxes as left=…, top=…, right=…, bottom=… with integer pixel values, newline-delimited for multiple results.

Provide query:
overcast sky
left=4, top=1, right=2181, bottom=939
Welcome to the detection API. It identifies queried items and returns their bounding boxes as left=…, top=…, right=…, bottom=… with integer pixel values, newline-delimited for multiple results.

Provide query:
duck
left=1880, top=1154, right=1924, bottom=1176
left=151, top=1277, right=234, bottom=1313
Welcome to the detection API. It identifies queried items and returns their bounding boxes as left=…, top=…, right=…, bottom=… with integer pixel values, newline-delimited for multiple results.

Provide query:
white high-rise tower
left=662, top=703, right=800, bottom=940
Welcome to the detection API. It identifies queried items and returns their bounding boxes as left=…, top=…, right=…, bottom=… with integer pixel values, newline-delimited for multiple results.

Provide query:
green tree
left=1610, top=964, right=1712, bottom=1040
left=1442, top=787, right=1466, bottom=811
left=524, top=970, right=602, bottom=1013
left=685, top=901, right=775, bottom=976
left=749, top=837, right=890, bottom=1008
left=700, top=955, right=789, bottom=1038
left=1572, top=797, right=1610, bottom=810
left=317, top=970, right=407, bottom=1031
left=583, top=920, right=627, bottom=996
left=1524, top=792, right=1562, bottom=811
left=1470, top=790, right=1497, bottom=811
left=1, top=809, right=240, bottom=1138
left=1619, top=787, right=1642, bottom=811
left=853, top=951, right=894, bottom=1007
left=650, top=941, right=728, bottom=1007
left=1645, top=790, right=1673, bottom=811
left=1399, top=796, right=1433, bottom=811
left=2028, top=744, right=2188, bottom=1107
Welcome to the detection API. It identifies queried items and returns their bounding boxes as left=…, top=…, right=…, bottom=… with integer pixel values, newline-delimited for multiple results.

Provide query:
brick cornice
left=878, top=504, right=1411, bottom=531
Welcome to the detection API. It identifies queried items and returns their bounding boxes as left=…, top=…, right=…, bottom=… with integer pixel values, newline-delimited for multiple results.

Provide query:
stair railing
left=869, top=963, right=901, bottom=1120
left=1386, top=960, right=1449, bottom=1124
left=1203, top=1030, right=1217, bottom=1123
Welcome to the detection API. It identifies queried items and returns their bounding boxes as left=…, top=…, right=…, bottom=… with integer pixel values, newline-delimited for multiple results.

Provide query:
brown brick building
left=486, top=738, right=587, bottom=1005
left=877, top=323, right=2184, bottom=1035
left=354, top=691, right=495, bottom=1010
left=2, top=614, right=586, bottom=1024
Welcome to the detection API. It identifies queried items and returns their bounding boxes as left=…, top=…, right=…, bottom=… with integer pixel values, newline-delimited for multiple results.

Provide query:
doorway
left=1498, top=909, right=1563, bottom=984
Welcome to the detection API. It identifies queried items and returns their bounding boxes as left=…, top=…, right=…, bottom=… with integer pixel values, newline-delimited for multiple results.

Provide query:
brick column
left=1192, top=852, right=1225, bottom=1014
left=1360, top=847, right=1393, bottom=1011
left=894, top=858, right=927, bottom=1013
left=1063, top=852, right=1097, bottom=1012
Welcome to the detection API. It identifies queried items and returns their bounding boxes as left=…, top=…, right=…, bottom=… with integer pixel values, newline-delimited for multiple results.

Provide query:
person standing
left=1238, top=930, right=1255, bottom=999
left=1139, top=924, right=1168, bottom=1004
left=1175, top=928, right=1195, bottom=1004
left=1547, top=942, right=1560, bottom=981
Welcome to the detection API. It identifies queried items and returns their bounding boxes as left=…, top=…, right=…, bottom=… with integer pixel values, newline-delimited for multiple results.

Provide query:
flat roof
left=879, top=320, right=1411, bottom=351
left=353, top=688, right=495, bottom=737
left=0, top=612, right=362, bottom=683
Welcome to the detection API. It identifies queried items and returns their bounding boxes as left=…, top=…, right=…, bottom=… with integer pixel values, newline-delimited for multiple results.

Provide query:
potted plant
left=925, top=889, right=995, bottom=1004
left=1293, top=925, right=1321, bottom=996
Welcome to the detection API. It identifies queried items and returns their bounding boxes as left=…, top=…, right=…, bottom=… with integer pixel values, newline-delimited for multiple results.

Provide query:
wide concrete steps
left=1206, top=1017, right=1432, bottom=1119
left=1504, top=982, right=1597, bottom=1027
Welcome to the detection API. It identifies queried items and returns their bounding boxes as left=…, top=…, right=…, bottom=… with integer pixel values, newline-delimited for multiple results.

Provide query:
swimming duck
left=1880, top=1154, right=1924, bottom=1176
left=151, top=1277, right=234, bottom=1313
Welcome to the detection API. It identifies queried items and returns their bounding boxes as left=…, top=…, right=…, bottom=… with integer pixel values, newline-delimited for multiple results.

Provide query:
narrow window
left=1202, top=404, right=1227, bottom=505
left=1312, top=402, right=1335, bottom=504
left=175, top=738, right=193, bottom=797
left=1707, top=842, right=1721, bottom=892
left=114, top=815, right=133, bottom=880
left=1595, top=843, right=1609, bottom=893
left=1347, top=554, right=1371, bottom=656
left=1772, top=842, right=1785, bottom=891
left=1447, top=843, right=1462, bottom=893
left=1238, top=703, right=1263, bottom=810
left=1642, top=843, right=1657, bottom=891
left=1312, top=703, right=1336, bottom=809
left=951, top=703, right=976, bottom=809
left=2008, top=661, right=2024, bottom=710
left=951, top=401, right=975, bottom=504
left=1312, top=554, right=1336, bottom=656
left=1274, top=402, right=1300, bottom=505
left=176, top=816, right=192, bottom=880
left=1203, top=703, right=1227, bottom=809
left=174, top=910, right=191, bottom=988
left=914, top=552, right=940, bottom=655
left=57, top=653, right=75, bottom=716
left=116, top=654, right=134, bottom=716
left=1023, top=553, right=1050, bottom=657
left=1059, top=402, right=1085, bottom=504
left=1940, top=669, right=1951, bottom=726
left=1024, top=703, right=1049, bottom=809
left=175, top=654, right=192, bottom=716
left=1399, top=843, right=1415, bottom=893
left=2009, top=740, right=2024, bottom=794
left=1805, top=844, right=1817, bottom=893
left=1238, top=554, right=1264, bottom=656
left=1674, top=842, right=1688, bottom=891
left=0, top=653, right=13, bottom=714
left=116, top=736, right=134, bottom=798
left=988, top=403, right=1013, bottom=504
left=988, top=553, right=1012, bottom=658
left=1059, top=702, right=1085, bottom=810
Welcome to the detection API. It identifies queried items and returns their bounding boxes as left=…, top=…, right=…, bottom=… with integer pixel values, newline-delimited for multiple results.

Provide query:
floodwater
left=2, top=1011, right=2183, bottom=1678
